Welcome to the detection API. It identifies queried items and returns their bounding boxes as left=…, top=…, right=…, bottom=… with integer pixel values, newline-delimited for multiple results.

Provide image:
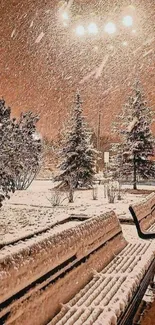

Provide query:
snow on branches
left=0, top=99, right=42, bottom=206
left=55, top=92, right=97, bottom=188
left=110, top=81, right=155, bottom=189
left=14, top=111, right=42, bottom=190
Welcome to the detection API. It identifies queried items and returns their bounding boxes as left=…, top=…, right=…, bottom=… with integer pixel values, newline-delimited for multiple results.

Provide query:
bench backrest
left=0, top=212, right=127, bottom=324
left=129, top=192, right=155, bottom=232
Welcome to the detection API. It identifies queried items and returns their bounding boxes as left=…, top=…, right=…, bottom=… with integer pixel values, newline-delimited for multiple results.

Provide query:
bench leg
left=150, top=274, right=155, bottom=288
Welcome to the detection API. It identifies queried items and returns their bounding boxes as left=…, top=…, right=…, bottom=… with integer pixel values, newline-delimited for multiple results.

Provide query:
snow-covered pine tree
left=55, top=92, right=97, bottom=188
left=110, top=81, right=155, bottom=189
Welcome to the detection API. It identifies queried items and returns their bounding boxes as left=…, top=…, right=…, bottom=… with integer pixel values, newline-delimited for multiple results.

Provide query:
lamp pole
left=96, top=108, right=101, bottom=172
left=97, top=108, right=101, bottom=151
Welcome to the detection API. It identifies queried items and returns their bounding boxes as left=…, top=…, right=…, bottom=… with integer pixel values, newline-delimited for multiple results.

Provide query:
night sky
left=0, top=0, right=155, bottom=139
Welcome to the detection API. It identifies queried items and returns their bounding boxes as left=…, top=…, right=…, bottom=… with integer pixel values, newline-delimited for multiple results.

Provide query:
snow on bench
left=0, top=211, right=126, bottom=324
left=49, top=242, right=155, bottom=325
left=129, top=192, right=155, bottom=239
left=1, top=209, right=155, bottom=325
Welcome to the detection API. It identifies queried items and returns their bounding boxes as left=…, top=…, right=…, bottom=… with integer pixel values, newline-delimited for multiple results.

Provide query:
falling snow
left=0, top=0, right=155, bottom=139
left=95, top=55, right=109, bottom=79
left=30, top=20, right=34, bottom=28
left=11, top=28, right=16, bottom=38
left=35, top=31, right=45, bottom=43
left=143, top=49, right=153, bottom=57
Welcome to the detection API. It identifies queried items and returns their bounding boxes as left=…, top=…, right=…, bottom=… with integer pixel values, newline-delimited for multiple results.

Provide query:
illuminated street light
left=104, top=22, right=116, bottom=34
left=123, top=15, right=133, bottom=27
left=88, top=23, right=98, bottom=34
left=62, top=11, right=69, bottom=20
left=76, top=25, right=85, bottom=36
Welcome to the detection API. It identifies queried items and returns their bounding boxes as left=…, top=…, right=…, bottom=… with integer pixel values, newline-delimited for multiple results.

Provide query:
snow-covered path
left=0, top=180, right=154, bottom=245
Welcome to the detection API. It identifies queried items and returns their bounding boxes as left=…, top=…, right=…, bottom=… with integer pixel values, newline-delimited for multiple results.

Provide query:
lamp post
left=97, top=108, right=101, bottom=151
left=96, top=107, right=101, bottom=172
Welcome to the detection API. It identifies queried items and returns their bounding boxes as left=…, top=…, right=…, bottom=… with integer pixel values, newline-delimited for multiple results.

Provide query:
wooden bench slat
left=49, top=241, right=155, bottom=325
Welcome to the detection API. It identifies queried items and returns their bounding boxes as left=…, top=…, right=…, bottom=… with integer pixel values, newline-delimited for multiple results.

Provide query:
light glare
left=123, top=16, right=133, bottom=27
left=104, top=22, right=116, bottom=34
left=76, top=25, right=85, bottom=36
left=88, top=23, right=98, bottom=34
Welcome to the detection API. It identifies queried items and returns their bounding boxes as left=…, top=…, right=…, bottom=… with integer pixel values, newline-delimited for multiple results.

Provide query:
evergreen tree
left=0, top=99, right=21, bottom=206
left=0, top=99, right=42, bottom=206
left=14, top=112, right=42, bottom=190
left=55, top=92, right=97, bottom=188
left=110, top=81, right=155, bottom=189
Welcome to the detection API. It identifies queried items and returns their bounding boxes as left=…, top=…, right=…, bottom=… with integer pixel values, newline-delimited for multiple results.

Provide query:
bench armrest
left=129, top=206, right=155, bottom=239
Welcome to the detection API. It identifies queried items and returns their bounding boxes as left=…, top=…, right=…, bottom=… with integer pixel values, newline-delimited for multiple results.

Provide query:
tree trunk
left=133, top=155, right=137, bottom=190
left=68, top=187, right=74, bottom=203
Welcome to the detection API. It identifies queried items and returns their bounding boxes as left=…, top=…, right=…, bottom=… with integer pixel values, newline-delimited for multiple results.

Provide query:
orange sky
left=0, top=0, right=155, bottom=140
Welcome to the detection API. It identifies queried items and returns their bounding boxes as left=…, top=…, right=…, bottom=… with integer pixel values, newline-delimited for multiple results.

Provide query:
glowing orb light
left=132, top=29, right=136, bottom=34
left=88, top=23, right=98, bottom=34
left=76, top=25, right=85, bottom=36
left=123, top=16, right=133, bottom=27
left=104, top=22, right=116, bottom=34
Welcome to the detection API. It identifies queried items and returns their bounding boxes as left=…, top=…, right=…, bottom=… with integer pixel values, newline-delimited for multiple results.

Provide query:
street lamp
left=76, top=25, right=85, bottom=36
left=88, top=23, right=98, bottom=35
left=62, top=11, right=69, bottom=20
left=123, top=16, right=133, bottom=27
left=104, top=22, right=116, bottom=34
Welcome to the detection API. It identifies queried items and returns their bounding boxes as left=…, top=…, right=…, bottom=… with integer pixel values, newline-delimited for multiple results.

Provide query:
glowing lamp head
left=76, top=25, right=85, bottom=36
left=88, top=23, right=98, bottom=34
left=123, top=16, right=133, bottom=27
left=104, top=22, right=116, bottom=34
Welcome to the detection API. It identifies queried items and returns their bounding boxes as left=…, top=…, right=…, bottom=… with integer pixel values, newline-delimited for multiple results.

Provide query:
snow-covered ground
left=0, top=180, right=154, bottom=245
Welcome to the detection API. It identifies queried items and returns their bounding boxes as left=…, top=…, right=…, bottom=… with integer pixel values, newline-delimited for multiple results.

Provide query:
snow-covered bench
left=129, top=192, right=155, bottom=239
left=49, top=242, right=155, bottom=325
left=0, top=211, right=155, bottom=325
left=0, top=212, right=126, bottom=324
